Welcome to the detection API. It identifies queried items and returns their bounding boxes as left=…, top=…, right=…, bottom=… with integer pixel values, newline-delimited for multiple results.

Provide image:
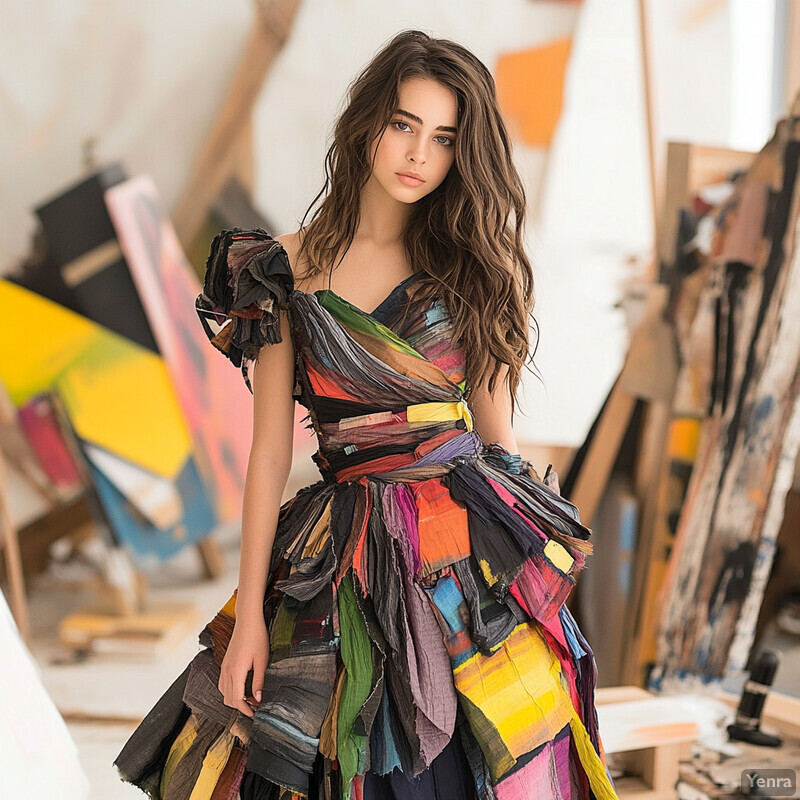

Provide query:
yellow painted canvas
left=0, top=279, right=191, bottom=478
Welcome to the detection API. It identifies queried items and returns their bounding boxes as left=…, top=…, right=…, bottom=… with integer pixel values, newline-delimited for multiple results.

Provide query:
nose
left=407, top=142, right=427, bottom=164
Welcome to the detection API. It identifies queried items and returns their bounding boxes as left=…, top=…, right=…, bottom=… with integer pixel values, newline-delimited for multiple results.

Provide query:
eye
left=391, top=121, right=454, bottom=147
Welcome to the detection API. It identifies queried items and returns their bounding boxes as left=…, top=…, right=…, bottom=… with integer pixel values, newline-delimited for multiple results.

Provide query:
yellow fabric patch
left=296, top=503, right=331, bottom=562
left=568, top=710, right=619, bottom=800
left=160, top=714, right=200, bottom=795
left=406, top=400, right=473, bottom=432
left=544, top=539, right=574, bottom=573
left=453, top=623, right=573, bottom=780
left=220, top=592, right=237, bottom=619
left=189, top=729, right=236, bottom=799
left=478, top=557, right=501, bottom=587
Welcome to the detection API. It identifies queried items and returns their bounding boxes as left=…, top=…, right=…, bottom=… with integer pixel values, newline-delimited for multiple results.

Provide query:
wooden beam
left=568, top=379, right=637, bottom=529
left=785, top=0, right=800, bottom=111
left=637, top=0, right=660, bottom=281
left=173, top=0, right=302, bottom=247
left=197, top=536, right=225, bottom=580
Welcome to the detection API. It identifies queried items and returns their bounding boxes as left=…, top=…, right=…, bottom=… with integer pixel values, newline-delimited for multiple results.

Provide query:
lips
left=396, top=172, right=425, bottom=186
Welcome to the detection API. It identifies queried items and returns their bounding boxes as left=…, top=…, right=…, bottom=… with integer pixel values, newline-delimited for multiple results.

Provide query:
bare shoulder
left=274, top=230, right=314, bottom=289
left=274, top=230, right=299, bottom=255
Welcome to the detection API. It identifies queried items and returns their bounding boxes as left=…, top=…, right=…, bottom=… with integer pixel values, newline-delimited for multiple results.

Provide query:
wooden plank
left=58, top=601, right=197, bottom=658
left=596, top=697, right=698, bottom=754
left=657, top=142, right=691, bottom=269
left=636, top=0, right=659, bottom=281
left=59, top=710, right=143, bottom=726
left=647, top=743, right=681, bottom=793
left=784, top=1, right=800, bottom=112
left=621, top=399, right=672, bottom=685
left=197, top=535, right=225, bottom=580
left=232, top=115, right=256, bottom=197
left=172, top=0, right=303, bottom=246
left=613, top=776, right=675, bottom=800
left=619, top=284, right=679, bottom=403
left=0, top=448, right=30, bottom=644
left=568, top=379, right=637, bottom=528
left=596, top=685, right=652, bottom=705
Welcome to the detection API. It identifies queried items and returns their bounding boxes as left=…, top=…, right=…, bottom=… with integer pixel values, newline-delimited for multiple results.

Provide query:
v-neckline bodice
left=278, top=239, right=418, bottom=324
left=287, top=272, right=419, bottom=324
left=312, top=271, right=418, bottom=322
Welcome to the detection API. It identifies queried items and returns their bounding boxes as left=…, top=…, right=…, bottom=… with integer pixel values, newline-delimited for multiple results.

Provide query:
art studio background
left=2, top=1, right=800, bottom=798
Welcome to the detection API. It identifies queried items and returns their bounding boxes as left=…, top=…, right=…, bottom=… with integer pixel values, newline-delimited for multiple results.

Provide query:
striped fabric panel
left=188, top=729, right=236, bottom=799
left=208, top=741, right=247, bottom=800
left=427, top=572, right=479, bottom=669
left=396, top=296, right=467, bottom=387
left=298, top=293, right=460, bottom=405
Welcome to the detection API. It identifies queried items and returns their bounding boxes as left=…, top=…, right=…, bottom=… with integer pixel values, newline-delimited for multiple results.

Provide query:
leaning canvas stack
left=651, top=94, right=800, bottom=690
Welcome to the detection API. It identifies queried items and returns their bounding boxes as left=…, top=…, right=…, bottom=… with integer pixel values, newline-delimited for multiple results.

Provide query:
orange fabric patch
left=305, top=364, right=362, bottom=402
left=412, top=478, right=470, bottom=577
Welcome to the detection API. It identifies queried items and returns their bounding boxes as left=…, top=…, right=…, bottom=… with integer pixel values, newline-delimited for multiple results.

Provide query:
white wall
left=0, top=0, right=253, bottom=273
left=518, top=0, right=771, bottom=445
left=518, top=0, right=651, bottom=444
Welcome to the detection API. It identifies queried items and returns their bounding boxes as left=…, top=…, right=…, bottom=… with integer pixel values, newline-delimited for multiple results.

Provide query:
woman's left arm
left=468, top=362, right=519, bottom=454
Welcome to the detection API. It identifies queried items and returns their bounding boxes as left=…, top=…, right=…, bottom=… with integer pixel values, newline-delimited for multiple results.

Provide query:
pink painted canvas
left=104, top=176, right=256, bottom=521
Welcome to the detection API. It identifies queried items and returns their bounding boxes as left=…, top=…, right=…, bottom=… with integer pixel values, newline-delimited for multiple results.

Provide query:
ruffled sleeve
left=195, top=228, right=294, bottom=393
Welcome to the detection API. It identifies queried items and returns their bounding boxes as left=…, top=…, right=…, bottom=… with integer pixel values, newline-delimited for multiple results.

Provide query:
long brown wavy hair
left=294, top=29, right=537, bottom=417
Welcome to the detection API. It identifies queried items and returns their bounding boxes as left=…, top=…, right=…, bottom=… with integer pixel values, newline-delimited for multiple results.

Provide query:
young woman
left=115, top=29, right=618, bottom=800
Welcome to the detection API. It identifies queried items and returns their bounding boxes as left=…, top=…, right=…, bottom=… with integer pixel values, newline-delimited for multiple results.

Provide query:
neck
left=357, top=174, right=412, bottom=245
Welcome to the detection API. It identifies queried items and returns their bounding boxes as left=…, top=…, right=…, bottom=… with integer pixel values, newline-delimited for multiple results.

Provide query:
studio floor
left=26, top=521, right=244, bottom=799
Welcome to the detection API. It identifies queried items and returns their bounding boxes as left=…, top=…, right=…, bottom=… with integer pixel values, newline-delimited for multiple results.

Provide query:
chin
left=394, top=192, right=425, bottom=204
left=384, top=183, right=427, bottom=204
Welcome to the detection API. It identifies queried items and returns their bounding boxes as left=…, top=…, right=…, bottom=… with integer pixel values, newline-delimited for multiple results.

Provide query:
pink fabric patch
left=485, top=476, right=548, bottom=543
left=495, top=725, right=574, bottom=800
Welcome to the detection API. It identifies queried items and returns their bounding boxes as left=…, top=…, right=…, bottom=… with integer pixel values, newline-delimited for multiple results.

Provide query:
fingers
left=230, top=696, right=255, bottom=718
left=251, top=654, right=267, bottom=706
left=218, top=668, right=255, bottom=718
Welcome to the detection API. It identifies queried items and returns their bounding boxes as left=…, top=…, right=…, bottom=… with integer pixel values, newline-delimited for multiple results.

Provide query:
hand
left=218, top=615, right=269, bottom=718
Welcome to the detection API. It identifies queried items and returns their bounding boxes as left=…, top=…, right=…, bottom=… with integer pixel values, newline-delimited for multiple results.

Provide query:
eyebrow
left=395, top=108, right=458, bottom=134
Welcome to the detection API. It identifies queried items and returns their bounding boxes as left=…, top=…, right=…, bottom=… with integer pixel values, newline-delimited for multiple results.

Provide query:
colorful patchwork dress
left=114, top=229, right=619, bottom=800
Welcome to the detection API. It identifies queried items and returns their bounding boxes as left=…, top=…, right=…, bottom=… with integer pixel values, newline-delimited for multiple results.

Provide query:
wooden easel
left=172, top=0, right=303, bottom=249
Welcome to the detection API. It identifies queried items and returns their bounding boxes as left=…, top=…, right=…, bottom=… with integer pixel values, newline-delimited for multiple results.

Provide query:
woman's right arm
left=218, top=310, right=296, bottom=718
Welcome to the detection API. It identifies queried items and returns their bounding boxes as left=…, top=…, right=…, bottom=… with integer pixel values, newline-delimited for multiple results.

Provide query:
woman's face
left=368, top=77, right=458, bottom=204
